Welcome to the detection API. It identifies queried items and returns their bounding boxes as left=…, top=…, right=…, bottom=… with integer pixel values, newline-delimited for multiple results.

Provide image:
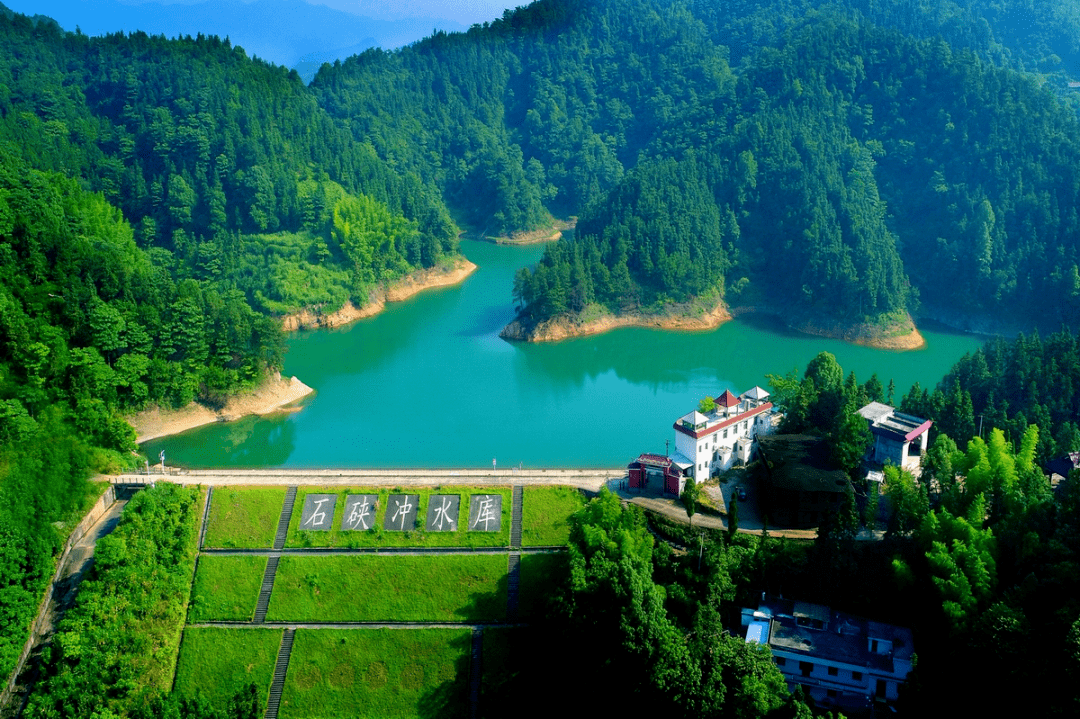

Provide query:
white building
left=857, top=402, right=932, bottom=471
left=671, top=387, right=779, bottom=481
left=743, top=598, right=914, bottom=712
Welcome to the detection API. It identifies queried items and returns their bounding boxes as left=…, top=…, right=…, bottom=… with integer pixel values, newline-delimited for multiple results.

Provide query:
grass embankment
left=203, top=486, right=285, bottom=549
left=173, top=627, right=282, bottom=708
left=267, top=555, right=508, bottom=622
left=520, top=486, right=585, bottom=546
left=280, top=628, right=471, bottom=719
left=517, top=553, right=569, bottom=619
left=285, top=486, right=512, bottom=549
left=188, top=555, right=267, bottom=622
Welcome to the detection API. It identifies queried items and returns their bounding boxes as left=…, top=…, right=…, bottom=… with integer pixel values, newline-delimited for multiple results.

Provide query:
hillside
left=310, top=0, right=1080, bottom=338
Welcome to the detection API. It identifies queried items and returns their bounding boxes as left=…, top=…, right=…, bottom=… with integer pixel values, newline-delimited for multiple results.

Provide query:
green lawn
left=479, top=627, right=519, bottom=718
left=280, top=628, right=470, bottom=719
left=267, top=555, right=508, bottom=622
left=188, top=555, right=267, bottom=622
left=173, top=627, right=282, bottom=709
left=203, top=486, right=285, bottom=549
left=520, top=486, right=585, bottom=546
left=284, top=487, right=512, bottom=549
left=517, top=553, right=569, bottom=619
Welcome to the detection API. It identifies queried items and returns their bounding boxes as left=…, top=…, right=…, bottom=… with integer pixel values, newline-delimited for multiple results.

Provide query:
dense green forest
left=4, top=0, right=1080, bottom=715
left=755, top=345, right=1080, bottom=716
left=307, top=0, right=1080, bottom=330
left=0, top=2, right=462, bottom=703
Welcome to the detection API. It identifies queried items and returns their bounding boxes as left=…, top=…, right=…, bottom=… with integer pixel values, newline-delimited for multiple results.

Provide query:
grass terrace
left=280, top=628, right=470, bottom=719
left=267, top=555, right=508, bottom=622
left=203, top=486, right=285, bottom=549
left=517, top=553, right=568, bottom=619
left=174, top=627, right=282, bottom=708
left=284, top=486, right=512, bottom=549
left=188, top=555, right=267, bottom=622
left=520, top=486, right=585, bottom=546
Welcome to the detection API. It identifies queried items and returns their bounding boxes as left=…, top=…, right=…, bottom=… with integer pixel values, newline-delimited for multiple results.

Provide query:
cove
left=144, top=239, right=987, bottom=468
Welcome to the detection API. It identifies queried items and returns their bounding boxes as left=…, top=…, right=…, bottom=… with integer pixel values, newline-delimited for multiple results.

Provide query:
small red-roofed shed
left=628, top=453, right=685, bottom=495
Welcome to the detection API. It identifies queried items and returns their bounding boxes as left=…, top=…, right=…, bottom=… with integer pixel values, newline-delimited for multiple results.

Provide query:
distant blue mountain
left=0, top=0, right=465, bottom=73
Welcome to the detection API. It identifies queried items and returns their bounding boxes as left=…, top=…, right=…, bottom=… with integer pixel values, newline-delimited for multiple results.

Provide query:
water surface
left=146, top=240, right=986, bottom=468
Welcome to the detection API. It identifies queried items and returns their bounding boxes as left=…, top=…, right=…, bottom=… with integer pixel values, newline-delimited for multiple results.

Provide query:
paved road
left=115, top=467, right=623, bottom=490
left=201, top=547, right=565, bottom=556
left=187, top=622, right=529, bottom=630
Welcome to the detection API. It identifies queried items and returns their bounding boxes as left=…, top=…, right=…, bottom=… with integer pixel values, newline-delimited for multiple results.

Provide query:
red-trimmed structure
left=628, top=453, right=686, bottom=496
left=671, top=386, right=780, bottom=481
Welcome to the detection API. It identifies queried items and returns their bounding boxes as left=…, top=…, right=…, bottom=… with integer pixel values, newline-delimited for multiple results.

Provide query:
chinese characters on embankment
left=294, top=493, right=503, bottom=533
left=299, top=494, right=337, bottom=531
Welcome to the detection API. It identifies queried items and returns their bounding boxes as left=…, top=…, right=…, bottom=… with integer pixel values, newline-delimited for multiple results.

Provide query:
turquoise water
left=145, top=240, right=986, bottom=468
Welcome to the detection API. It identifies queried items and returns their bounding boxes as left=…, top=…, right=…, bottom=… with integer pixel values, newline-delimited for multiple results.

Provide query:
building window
left=827, top=690, right=838, bottom=699
left=800, top=661, right=812, bottom=677
left=724, top=429, right=728, bottom=438
left=775, top=657, right=786, bottom=666
left=828, top=666, right=838, bottom=676
left=852, top=671, right=862, bottom=681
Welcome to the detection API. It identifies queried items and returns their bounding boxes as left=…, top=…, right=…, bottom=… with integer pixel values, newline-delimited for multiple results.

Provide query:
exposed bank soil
left=500, top=299, right=732, bottom=342
left=503, top=298, right=926, bottom=350
left=785, top=313, right=926, bottom=350
left=280, top=256, right=477, bottom=331
left=488, top=218, right=575, bottom=245
left=126, top=372, right=315, bottom=444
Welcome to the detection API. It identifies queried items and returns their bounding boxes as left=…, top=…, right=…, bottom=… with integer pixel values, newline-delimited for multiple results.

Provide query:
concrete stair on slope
left=253, top=556, right=280, bottom=623
left=264, top=628, right=295, bottom=719
left=468, top=628, right=483, bottom=719
left=510, top=485, right=523, bottom=550
left=273, top=486, right=298, bottom=550
left=506, top=554, right=521, bottom=621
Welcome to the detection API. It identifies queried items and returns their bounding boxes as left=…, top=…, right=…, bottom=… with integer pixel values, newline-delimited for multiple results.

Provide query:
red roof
left=715, top=389, right=740, bottom=407
left=674, top=402, right=774, bottom=439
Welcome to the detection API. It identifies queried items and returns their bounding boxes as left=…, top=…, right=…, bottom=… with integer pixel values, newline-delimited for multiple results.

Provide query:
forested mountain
left=0, top=6, right=461, bottom=691
left=309, top=0, right=1080, bottom=332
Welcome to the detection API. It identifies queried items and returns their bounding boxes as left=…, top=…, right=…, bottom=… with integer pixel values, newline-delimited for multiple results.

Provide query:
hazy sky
left=5, top=0, right=533, bottom=27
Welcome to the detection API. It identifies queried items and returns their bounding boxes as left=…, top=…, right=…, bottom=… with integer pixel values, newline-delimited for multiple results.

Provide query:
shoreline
left=473, top=218, right=575, bottom=246
left=501, top=301, right=926, bottom=350
left=500, top=299, right=733, bottom=342
left=127, top=372, right=315, bottom=444
left=281, top=256, right=477, bottom=332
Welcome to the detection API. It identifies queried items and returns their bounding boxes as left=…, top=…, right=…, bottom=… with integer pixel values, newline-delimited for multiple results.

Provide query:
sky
left=4, top=0, right=531, bottom=28
left=1, top=0, right=535, bottom=69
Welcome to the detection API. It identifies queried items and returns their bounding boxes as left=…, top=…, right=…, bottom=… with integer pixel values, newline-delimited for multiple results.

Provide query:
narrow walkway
left=468, top=628, right=483, bottom=719
left=264, top=629, right=295, bottom=719
left=253, top=556, right=280, bottom=624
left=198, top=486, right=213, bottom=550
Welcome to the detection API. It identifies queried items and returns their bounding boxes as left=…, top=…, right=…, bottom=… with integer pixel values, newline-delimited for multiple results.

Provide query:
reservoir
left=146, top=239, right=986, bottom=468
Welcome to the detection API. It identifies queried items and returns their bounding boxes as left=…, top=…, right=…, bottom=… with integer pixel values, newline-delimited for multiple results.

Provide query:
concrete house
left=857, top=402, right=932, bottom=470
left=743, top=597, right=914, bottom=712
